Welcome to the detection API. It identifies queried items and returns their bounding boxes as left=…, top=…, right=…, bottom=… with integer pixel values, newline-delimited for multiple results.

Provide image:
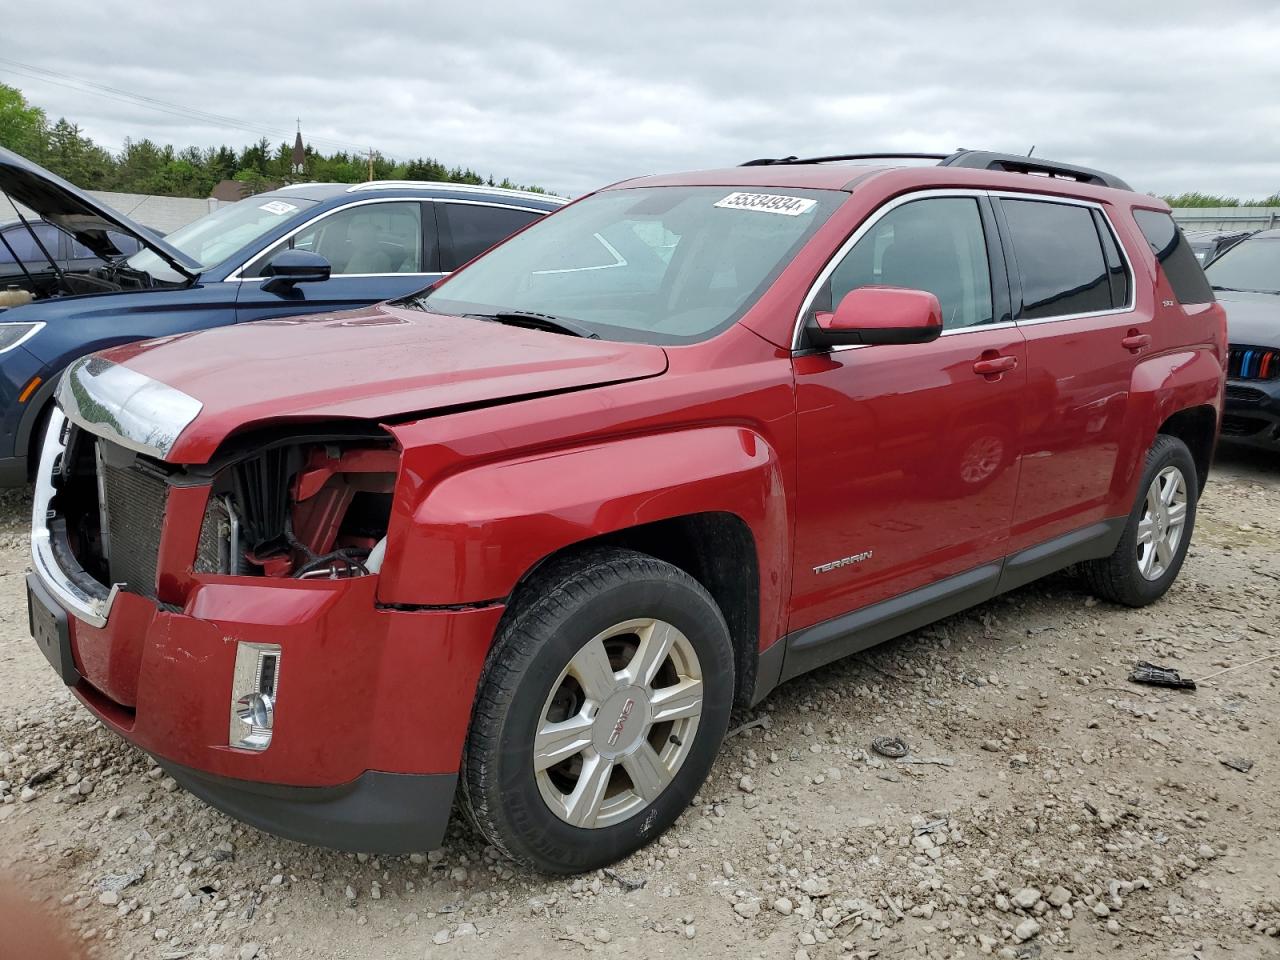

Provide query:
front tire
left=461, top=548, right=734, bottom=874
left=1080, top=434, right=1198, bottom=607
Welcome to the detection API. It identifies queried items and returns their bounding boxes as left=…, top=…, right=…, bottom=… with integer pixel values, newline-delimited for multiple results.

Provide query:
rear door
left=234, top=200, right=441, bottom=321
left=997, top=195, right=1141, bottom=551
left=791, top=192, right=1026, bottom=631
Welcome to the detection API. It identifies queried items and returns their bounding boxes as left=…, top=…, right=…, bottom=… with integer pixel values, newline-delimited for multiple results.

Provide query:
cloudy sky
left=6, top=0, right=1279, bottom=199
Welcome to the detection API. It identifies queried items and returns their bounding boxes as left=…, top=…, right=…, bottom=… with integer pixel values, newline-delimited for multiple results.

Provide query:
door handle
left=972, top=355, right=1018, bottom=376
left=1121, top=331, right=1152, bottom=353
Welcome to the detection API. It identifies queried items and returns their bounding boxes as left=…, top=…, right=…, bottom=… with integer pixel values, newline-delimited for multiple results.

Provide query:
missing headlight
left=195, top=436, right=398, bottom=579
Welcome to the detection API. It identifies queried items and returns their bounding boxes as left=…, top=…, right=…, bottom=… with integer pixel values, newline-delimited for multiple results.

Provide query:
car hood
left=0, top=145, right=199, bottom=279
left=1217, top=290, right=1280, bottom=348
left=62, top=301, right=669, bottom=463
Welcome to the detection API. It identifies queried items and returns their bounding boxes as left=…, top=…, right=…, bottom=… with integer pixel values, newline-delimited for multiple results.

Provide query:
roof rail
left=741, top=152, right=949, bottom=167
left=939, top=150, right=1132, bottom=191
left=739, top=149, right=1132, bottom=191
left=345, top=180, right=567, bottom=204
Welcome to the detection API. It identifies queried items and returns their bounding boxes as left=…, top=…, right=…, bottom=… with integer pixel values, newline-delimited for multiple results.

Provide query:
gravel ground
left=1, top=445, right=1277, bottom=960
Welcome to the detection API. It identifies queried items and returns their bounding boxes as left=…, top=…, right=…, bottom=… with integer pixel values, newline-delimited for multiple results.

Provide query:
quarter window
left=1134, top=209, right=1215, bottom=304
left=1001, top=199, right=1113, bottom=319
left=251, top=202, right=426, bottom=276
left=820, top=196, right=994, bottom=331
left=439, top=203, right=542, bottom=270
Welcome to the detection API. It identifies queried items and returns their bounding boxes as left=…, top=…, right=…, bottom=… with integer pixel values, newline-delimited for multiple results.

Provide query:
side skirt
left=760, top=517, right=1127, bottom=695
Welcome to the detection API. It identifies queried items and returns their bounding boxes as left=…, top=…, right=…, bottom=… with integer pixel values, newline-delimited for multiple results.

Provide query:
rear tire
left=461, top=548, right=734, bottom=874
left=1080, top=434, right=1198, bottom=607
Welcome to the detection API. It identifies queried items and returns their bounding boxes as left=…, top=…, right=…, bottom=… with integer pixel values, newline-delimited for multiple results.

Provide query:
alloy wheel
left=1136, top=464, right=1188, bottom=581
left=534, top=618, right=703, bottom=829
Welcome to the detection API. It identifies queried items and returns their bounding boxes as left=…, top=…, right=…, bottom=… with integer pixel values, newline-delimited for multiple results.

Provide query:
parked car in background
left=1204, top=227, right=1280, bottom=449
left=0, top=217, right=157, bottom=298
left=27, top=149, right=1225, bottom=873
left=0, top=145, right=566, bottom=484
left=1182, top=228, right=1252, bottom=265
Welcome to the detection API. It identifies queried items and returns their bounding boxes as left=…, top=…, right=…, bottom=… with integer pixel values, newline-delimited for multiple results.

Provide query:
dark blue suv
left=0, top=146, right=565, bottom=484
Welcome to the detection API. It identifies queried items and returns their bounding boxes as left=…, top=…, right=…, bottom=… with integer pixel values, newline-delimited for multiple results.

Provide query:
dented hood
left=78, top=302, right=668, bottom=463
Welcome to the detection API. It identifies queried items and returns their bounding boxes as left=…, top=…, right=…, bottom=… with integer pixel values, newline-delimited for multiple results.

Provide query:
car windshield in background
left=417, top=186, right=841, bottom=344
left=125, top=195, right=318, bottom=282
left=1204, top=237, right=1280, bottom=294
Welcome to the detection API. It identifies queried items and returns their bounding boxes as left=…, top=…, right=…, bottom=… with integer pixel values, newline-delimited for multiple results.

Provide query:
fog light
left=229, top=642, right=280, bottom=751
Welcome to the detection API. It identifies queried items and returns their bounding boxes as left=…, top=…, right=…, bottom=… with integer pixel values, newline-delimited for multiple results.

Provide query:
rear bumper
left=157, top=760, right=456, bottom=854
left=1222, top=378, right=1280, bottom=449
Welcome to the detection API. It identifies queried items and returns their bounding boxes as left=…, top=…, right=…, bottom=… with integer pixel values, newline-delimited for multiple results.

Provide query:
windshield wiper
left=470, top=310, right=600, bottom=339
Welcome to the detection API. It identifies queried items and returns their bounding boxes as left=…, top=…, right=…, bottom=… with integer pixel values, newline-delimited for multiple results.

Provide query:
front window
left=126, top=195, right=318, bottom=282
left=416, top=186, right=841, bottom=344
left=248, top=201, right=427, bottom=276
left=1205, top=236, right=1280, bottom=295
left=818, top=196, right=995, bottom=330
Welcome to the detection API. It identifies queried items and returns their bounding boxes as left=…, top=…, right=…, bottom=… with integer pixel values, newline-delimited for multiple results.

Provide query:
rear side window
left=1001, top=199, right=1113, bottom=319
left=1133, top=210, right=1215, bottom=304
left=440, top=203, right=541, bottom=270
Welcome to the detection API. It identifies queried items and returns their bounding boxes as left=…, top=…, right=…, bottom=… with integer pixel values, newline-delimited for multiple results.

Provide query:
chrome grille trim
left=57, top=356, right=202, bottom=459
left=30, top=408, right=119, bottom=628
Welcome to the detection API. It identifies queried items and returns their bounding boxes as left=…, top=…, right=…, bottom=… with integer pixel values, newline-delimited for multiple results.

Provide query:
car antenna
left=1027, top=145, right=1036, bottom=157
left=0, top=190, right=46, bottom=293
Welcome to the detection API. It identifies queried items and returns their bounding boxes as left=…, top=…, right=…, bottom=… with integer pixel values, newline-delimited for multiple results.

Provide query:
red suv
left=28, top=150, right=1225, bottom=874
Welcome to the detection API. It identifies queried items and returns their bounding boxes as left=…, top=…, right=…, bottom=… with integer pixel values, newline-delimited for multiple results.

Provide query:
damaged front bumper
left=28, top=409, right=506, bottom=853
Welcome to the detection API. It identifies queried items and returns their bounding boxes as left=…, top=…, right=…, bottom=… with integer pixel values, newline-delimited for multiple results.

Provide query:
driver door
left=791, top=193, right=1026, bottom=635
left=235, top=200, right=440, bottom=321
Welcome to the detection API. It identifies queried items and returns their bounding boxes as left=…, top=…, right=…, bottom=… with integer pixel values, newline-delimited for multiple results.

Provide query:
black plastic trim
left=773, top=517, right=1128, bottom=686
left=996, top=518, right=1125, bottom=595
left=157, top=760, right=457, bottom=854
left=780, top=562, right=1002, bottom=682
left=751, top=637, right=786, bottom=706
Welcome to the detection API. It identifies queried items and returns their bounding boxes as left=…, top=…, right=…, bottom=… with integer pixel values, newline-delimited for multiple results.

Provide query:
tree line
left=0, top=83, right=549, bottom=198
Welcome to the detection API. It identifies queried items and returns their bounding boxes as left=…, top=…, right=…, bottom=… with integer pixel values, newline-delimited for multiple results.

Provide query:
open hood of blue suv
left=0, top=145, right=200, bottom=280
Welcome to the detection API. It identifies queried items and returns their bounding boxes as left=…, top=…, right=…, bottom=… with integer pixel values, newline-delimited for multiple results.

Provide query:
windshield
left=1205, top=237, right=1280, bottom=294
left=126, top=195, right=318, bottom=282
left=416, top=185, right=841, bottom=343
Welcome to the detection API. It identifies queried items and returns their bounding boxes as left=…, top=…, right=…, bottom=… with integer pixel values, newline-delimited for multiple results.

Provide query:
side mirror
left=261, top=249, right=332, bottom=293
left=808, top=286, right=943, bottom=348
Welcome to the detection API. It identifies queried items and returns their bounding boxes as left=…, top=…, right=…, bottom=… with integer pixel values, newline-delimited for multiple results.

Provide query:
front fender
left=376, top=425, right=789, bottom=639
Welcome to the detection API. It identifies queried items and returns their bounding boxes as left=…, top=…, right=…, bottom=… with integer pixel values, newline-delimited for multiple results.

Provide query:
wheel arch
left=1156, top=404, right=1218, bottom=494
left=507, top=512, right=763, bottom=709
left=1117, top=348, right=1223, bottom=504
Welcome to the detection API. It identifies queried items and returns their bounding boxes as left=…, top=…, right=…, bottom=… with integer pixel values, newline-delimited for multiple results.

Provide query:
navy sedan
left=0, top=146, right=565, bottom=484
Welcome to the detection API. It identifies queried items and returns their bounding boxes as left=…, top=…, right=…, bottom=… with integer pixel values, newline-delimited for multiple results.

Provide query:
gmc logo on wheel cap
left=607, top=698, right=636, bottom=746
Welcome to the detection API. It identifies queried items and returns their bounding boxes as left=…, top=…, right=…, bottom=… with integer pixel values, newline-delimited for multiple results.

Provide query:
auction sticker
left=714, top=192, right=817, bottom=216
left=259, top=200, right=298, bottom=216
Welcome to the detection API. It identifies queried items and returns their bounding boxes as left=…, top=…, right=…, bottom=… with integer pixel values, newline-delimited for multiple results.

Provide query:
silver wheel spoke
left=621, top=742, right=671, bottom=802
left=1166, top=502, right=1187, bottom=527
left=650, top=677, right=704, bottom=723
left=563, top=752, right=613, bottom=828
left=1156, top=537, right=1174, bottom=570
left=1139, top=545, right=1156, bottom=577
left=570, top=637, right=620, bottom=703
left=1160, top=475, right=1179, bottom=506
left=534, top=713, right=595, bottom=771
left=625, top=620, right=677, bottom=687
left=1136, top=517, right=1155, bottom=546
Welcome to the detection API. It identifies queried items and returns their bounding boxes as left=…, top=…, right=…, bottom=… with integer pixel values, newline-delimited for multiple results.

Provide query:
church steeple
left=291, top=120, right=306, bottom=177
